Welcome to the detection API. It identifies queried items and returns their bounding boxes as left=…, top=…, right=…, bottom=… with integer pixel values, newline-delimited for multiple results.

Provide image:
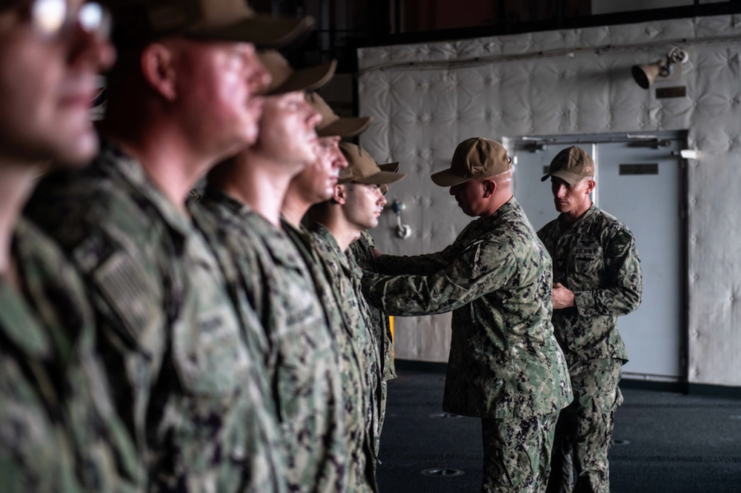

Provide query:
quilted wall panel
left=358, top=15, right=741, bottom=387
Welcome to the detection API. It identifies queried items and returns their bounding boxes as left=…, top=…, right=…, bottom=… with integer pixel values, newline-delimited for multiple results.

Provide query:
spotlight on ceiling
left=632, top=47, right=689, bottom=89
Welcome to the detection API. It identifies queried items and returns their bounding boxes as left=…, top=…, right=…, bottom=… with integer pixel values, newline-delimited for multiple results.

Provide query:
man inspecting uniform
left=362, top=137, right=573, bottom=493
left=538, top=147, right=642, bottom=493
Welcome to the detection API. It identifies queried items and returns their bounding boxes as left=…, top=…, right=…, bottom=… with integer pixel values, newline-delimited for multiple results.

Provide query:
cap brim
left=378, top=162, right=400, bottom=173
left=268, top=60, right=337, bottom=96
left=317, top=117, right=372, bottom=138
left=188, top=15, right=314, bottom=49
left=540, top=170, right=587, bottom=185
left=355, top=171, right=406, bottom=186
left=431, top=168, right=472, bottom=187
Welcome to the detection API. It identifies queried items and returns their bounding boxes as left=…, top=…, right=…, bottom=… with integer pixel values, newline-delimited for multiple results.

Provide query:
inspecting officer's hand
left=552, top=283, right=575, bottom=309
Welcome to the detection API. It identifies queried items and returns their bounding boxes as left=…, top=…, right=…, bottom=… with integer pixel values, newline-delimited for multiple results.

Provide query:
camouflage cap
left=338, top=143, right=404, bottom=185
left=540, top=146, right=594, bottom=185
left=431, top=137, right=511, bottom=187
left=259, top=50, right=336, bottom=96
left=306, top=93, right=372, bottom=138
left=109, top=0, right=314, bottom=49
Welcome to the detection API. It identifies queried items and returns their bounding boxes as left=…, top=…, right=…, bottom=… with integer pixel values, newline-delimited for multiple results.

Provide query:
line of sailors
left=1, top=0, right=404, bottom=492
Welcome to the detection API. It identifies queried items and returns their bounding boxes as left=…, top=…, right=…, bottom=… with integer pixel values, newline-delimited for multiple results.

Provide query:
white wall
left=358, top=15, right=741, bottom=387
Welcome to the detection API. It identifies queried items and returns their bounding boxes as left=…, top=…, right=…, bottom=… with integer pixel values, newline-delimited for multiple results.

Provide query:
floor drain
left=611, top=439, right=631, bottom=446
left=421, top=468, right=465, bottom=477
left=429, top=412, right=463, bottom=419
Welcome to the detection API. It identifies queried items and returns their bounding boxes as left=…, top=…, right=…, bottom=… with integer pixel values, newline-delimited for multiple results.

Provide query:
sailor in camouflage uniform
left=25, top=1, right=313, bottom=491
left=195, top=52, right=348, bottom=493
left=282, top=95, right=383, bottom=492
left=305, top=142, right=406, bottom=488
left=0, top=2, right=142, bottom=491
left=538, top=147, right=642, bottom=493
left=347, top=164, right=401, bottom=456
left=362, top=138, right=573, bottom=493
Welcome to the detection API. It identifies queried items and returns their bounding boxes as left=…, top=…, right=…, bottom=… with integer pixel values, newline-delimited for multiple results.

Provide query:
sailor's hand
left=372, top=248, right=382, bottom=260
left=552, top=283, right=575, bottom=309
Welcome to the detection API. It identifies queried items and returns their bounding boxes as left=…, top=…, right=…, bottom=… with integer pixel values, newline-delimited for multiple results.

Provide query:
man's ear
left=586, top=179, right=596, bottom=196
left=482, top=179, right=497, bottom=199
left=333, top=184, right=348, bottom=205
left=141, top=42, right=178, bottom=101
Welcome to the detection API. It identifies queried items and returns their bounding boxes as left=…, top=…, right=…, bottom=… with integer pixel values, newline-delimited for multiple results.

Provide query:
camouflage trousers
left=481, top=412, right=559, bottom=493
left=546, top=358, right=623, bottom=493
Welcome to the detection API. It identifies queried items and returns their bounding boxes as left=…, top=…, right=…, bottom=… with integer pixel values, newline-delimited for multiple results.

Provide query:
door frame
left=504, top=130, right=691, bottom=386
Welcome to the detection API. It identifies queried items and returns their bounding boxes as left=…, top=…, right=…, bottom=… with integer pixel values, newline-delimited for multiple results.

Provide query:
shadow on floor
left=376, top=370, right=741, bottom=492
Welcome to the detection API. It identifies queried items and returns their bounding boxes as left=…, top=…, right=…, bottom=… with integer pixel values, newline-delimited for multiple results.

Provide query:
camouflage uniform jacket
left=363, top=198, right=573, bottom=419
left=196, top=189, right=347, bottom=493
left=309, top=223, right=385, bottom=459
left=537, top=204, right=642, bottom=367
left=1, top=218, right=142, bottom=492
left=349, top=231, right=396, bottom=382
left=25, top=139, right=284, bottom=492
left=283, top=219, right=377, bottom=493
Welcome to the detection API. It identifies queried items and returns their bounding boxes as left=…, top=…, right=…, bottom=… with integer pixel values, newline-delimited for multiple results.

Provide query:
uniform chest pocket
left=570, top=246, right=603, bottom=275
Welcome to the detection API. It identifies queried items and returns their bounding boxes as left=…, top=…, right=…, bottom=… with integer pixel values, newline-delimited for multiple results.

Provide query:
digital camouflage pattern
left=25, top=140, right=285, bottom=493
left=349, top=231, right=396, bottom=382
left=481, top=412, right=558, bottom=493
left=347, top=231, right=394, bottom=457
left=310, top=223, right=385, bottom=463
left=0, top=276, right=81, bottom=493
left=546, top=359, right=623, bottom=493
left=195, top=189, right=347, bottom=493
left=536, top=205, right=643, bottom=367
left=1, top=218, right=142, bottom=492
left=283, top=219, right=377, bottom=493
left=363, top=197, right=573, bottom=419
left=537, top=205, right=640, bottom=493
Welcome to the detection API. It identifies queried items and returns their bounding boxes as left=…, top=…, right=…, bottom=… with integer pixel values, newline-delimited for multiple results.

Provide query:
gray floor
left=376, top=369, right=741, bottom=492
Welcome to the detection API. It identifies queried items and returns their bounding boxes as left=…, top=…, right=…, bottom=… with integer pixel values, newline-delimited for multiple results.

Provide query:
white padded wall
left=358, top=15, right=741, bottom=387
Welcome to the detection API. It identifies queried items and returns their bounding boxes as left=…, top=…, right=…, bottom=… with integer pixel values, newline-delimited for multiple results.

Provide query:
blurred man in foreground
left=0, top=0, right=138, bottom=490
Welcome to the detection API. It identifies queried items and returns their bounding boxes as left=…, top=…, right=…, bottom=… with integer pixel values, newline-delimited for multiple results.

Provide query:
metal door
left=596, top=140, right=684, bottom=381
left=511, top=132, right=686, bottom=382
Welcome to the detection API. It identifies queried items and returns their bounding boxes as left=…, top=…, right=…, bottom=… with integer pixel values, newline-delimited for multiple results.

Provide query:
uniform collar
left=310, top=221, right=351, bottom=272
left=557, top=203, right=597, bottom=235
left=97, top=138, right=193, bottom=238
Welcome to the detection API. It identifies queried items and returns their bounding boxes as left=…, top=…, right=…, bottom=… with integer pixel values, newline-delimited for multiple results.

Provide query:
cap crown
left=307, top=92, right=371, bottom=138
left=110, top=0, right=312, bottom=49
left=451, top=138, right=511, bottom=179
left=338, top=143, right=405, bottom=185
left=549, top=146, right=594, bottom=176
left=339, top=143, right=381, bottom=183
left=307, top=92, right=338, bottom=131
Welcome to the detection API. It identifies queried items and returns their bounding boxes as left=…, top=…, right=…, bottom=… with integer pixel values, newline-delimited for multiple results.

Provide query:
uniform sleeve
left=374, top=241, right=460, bottom=277
left=362, top=239, right=516, bottom=316
left=573, top=228, right=643, bottom=318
